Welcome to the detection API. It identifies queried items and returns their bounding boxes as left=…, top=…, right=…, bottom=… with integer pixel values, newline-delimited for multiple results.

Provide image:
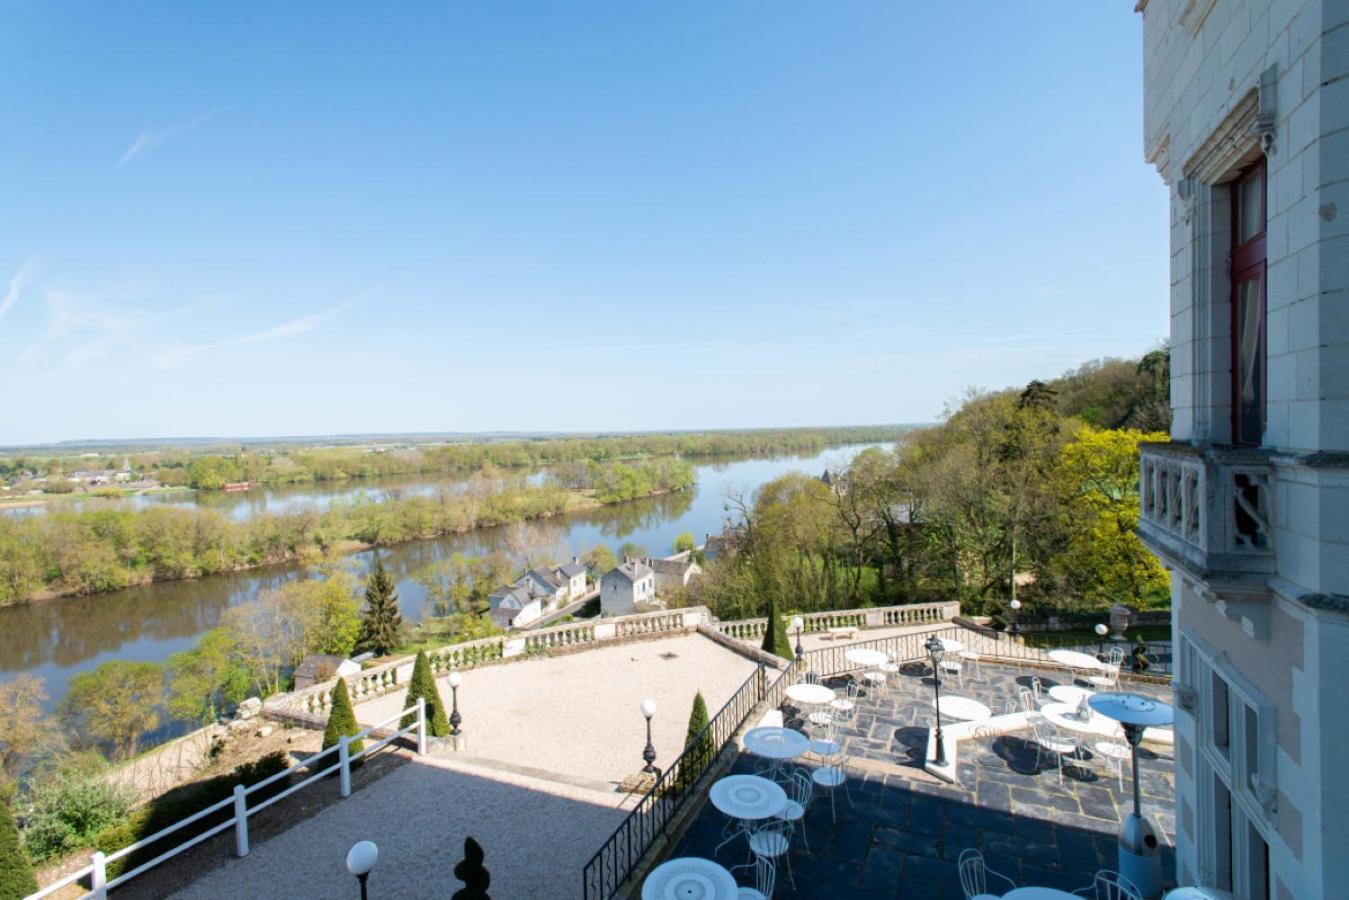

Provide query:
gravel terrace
left=171, top=754, right=629, bottom=900
left=354, top=632, right=762, bottom=785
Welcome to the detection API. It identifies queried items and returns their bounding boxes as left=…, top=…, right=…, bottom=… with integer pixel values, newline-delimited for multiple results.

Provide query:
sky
left=0, top=2, right=1169, bottom=446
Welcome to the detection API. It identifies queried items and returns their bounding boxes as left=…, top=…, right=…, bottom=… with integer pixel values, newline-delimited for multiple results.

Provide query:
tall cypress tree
left=355, top=555, right=403, bottom=657
left=0, top=795, right=38, bottom=900
left=676, top=691, right=712, bottom=793
left=760, top=597, right=792, bottom=661
left=322, top=678, right=364, bottom=766
left=401, top=652, right=451, bottom=736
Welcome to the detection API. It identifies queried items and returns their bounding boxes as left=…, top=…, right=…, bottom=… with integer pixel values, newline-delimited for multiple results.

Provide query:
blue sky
left=0, top=3, right=1168, bottom=445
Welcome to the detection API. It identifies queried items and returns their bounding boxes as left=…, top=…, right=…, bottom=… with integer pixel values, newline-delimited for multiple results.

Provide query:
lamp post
left=447, top=671, right=463, bottom=736
left=1095, top=623, right=1109, bottom=660
left=1009, top=598, right=1021, bottom=635
left=640, top=699, right=658, bottom=775
left=791, top=616, right=804, bottom=662
left=346, top=840, right=378, bottom=900
left=925, top=634, right=947, bottom=766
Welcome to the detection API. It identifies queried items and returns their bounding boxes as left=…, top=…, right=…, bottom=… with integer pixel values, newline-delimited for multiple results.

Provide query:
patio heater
left=1088, top=692, right=1174, bottom=899
left=345, top=840, right=378, bottom=900
left=924, top=634, right=947, bottom=766
left=791, top=615, right=805, bottom=661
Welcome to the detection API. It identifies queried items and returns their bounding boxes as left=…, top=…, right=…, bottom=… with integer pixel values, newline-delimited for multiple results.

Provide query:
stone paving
left=668, top=661, right=1176, bottom=899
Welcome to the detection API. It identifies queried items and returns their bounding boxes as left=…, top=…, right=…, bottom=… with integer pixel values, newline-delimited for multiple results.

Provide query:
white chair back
left=1018, top=687, right=1037, bottom=714
left=790, top=768, right=813, bottom=808
left=957, top=848, right=989, bottom=899
left=1088, top=870, right=1143, bottom=900
left=752, top=851, right=777, bottom=898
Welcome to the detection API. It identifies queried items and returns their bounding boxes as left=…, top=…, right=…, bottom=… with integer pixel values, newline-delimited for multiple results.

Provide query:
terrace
left=643, top=640, right=1176, bottom=899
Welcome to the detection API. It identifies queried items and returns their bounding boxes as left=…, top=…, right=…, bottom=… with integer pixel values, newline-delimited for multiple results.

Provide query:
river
left=0, top=444, right=879, bottom=712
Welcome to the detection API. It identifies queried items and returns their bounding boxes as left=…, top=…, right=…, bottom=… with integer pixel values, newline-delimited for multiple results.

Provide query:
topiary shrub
left=452, top=836, right=490, bottom=900
left=675, top=691, right=713, bottom=794
left=0, top=795, right=38, bottom=899
left=760, top=598, right=792, bottom=661
left=400, top=652, right=450, bottom=737
left=322, top=679, right=364, bottom=766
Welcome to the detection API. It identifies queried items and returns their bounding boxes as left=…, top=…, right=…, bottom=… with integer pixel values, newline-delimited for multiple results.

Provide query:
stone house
left=488, top=584, right=543, bottom=629
left=645, top=553, right=702, bottom=595
left=293, top=654, right=361, bottom=691
left=600, top=559, right=656, bottom=616
left=1135, top=2, right=1348, bottom=896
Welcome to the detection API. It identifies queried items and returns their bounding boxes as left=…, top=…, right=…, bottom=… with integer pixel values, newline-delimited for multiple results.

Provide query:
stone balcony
left=1138, top=441, right=1276, bottom=635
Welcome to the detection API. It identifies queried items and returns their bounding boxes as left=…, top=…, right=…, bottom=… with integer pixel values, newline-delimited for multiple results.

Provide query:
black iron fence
left=977, top=632, right=1174, bottom=677
left=804, top=624, right=961, bottom=678
left=580, top=657, right=801, bottom=900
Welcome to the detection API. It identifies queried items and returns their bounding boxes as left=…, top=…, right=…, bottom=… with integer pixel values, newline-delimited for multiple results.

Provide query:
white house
left=488, top=584, right=543, bottom=629
left=645, top=553, right=702, bottom=595
left=1136, top=2, right=1348, bottom=897
left=600, top=559, right=657, bottom=616
left=519, top=567, right=567, bottom=609
left=556, top=558, right=588, bottom=600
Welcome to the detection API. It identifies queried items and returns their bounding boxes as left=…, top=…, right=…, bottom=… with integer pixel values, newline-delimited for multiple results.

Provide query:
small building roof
left=647, top=557, right=696, bottom=576
left=294, top=654, right=351, bottom=680
left=523, top=567, right=563, bottom=590
left=606, top=560, right=653, bottom=583
left=558, top=562, right=587, bottom=578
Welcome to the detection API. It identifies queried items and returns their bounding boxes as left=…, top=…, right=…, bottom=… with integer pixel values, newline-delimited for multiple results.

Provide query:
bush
left=760, top=597, right=792, bottom=661
left=21, top=765, right=133, bottom=862
left=675, top=691, right=713, bottom=794
left=322, top=679, right=363, bottom=764
left=401, top=652, right=450, bottom=737
left=1, top=795, right=38, bottom=899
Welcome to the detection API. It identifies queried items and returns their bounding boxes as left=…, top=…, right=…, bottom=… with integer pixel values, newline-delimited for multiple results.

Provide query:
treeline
left=0, top=459, right=693, bottom=605
left=690, top=351, right=1172, bottom=621
left=4, top=426, right=909, bottom=491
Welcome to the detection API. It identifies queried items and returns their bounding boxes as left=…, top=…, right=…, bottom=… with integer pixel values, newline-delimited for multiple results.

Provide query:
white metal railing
left=25, top=699, right=429, bottom=900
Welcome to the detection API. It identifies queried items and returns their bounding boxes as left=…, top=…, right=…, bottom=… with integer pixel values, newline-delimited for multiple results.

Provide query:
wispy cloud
left=119, top=111, right=216, bottom=167
left=0, top=259, right=35, bottom=327
left=157, top=293, right=368, bottom=367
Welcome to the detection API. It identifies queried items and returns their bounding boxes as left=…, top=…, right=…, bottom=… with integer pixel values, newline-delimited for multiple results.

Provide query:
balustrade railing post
left=339, top=735, right=352, bottom=798
left=90, top=851, right=108, bottom=899
left=233, top=784, right=249, bottom=856
left=417, top=697, right=428, bottom=755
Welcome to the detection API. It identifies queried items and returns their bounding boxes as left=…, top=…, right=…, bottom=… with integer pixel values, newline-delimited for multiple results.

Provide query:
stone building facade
left=1135, top=1, right=1348, bottom=897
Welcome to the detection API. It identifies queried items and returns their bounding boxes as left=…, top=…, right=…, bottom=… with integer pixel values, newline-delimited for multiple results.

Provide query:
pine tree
left=0, top=795, right=38, bottom=900
left=452, top=836, right=491, bottom=900
left=760, top=597, right=792, bottom=661
left=322, top=678, right=363, bottom=766
left=676, top=691, right=712, bottom=793
left=400, top=652, right=450, bottom=736
left=355, top=555, right=403, bottom=657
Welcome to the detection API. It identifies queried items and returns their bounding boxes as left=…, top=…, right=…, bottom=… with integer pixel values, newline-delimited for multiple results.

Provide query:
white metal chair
left=1073, top=869, right=1143, bottom=900
left=1029, top=714, right=1079, bottom=784
left=808, top=718, right=841, bottom=761
left=879, top=653, right=900, bottom=690
left=746, top=816, right=795, bottom=890
left=958, top=648, right=981, bottom=678
left=939, top=656, right=964, bottom=686
left=862, top=669, right=887, bottom=692
left=957, top=848, right=1016, bottom=900
left=774, top=768, right=814, bottom=852
left=1093, top=737, right=1131, bottom=790
left=1089, top=647, right=1125, bottom=689
left=810, top=741, right=853, bottom=822
left=736, top=852, right=777, bottom=900
left=829, top=681, right=859, bottom=721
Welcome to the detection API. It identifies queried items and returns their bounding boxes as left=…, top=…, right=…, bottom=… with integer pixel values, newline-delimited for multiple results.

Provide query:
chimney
left=573, top=556, right=580, bottom=566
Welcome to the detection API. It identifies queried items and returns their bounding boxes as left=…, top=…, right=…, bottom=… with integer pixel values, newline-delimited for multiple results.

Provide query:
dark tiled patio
left=668, top=662, right=1175, bottom=899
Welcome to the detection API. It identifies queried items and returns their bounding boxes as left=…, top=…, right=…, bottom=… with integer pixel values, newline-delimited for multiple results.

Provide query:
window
left=1230, top=159, right=1267, bottom=446
left=1211, top=670, right=1230, bottom=756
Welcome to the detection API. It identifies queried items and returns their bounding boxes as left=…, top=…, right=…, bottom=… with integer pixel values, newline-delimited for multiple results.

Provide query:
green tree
left=676, top=691, right=713, bottom=792
left=321, top=678, right=363, bottom=762
left=0, top=675, right=58, bottom=786
left=354, top=556, right=403, bottom=657
left=59, top=661, right=164, bottom=759
left=0, top=795, right=38, bottom=898
left=618, top=541, right=648, bottom=562
left=400, top=652, right=450, bottom=737
left=166, top=628, right=252, bottom=725
left=760, top=597, right=792, bottom=661
left=673, top=532, right=696, bottom=555
left=583, top=543, right=618, bottom=577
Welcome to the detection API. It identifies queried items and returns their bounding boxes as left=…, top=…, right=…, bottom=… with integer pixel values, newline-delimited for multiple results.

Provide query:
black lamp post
left=346, top=840, right=378, bottom=900
left=448, top=671, right=463, bottom=736
left=792, top=616, right=805, bottom=662
left=925, top=634, right=947, bottom=766
left=640, top=698, right=658, bottom=775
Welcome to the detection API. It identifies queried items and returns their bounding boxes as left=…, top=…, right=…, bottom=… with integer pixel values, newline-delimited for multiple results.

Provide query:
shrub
left=760, top=597, right=792, bottom=661
left=675, top=691, right=713, bottom=794
left=20, top=765, right=133, bottom=862
left=1, top=795, right=38, bottom=899
left=400, top=652, right=450, bottom=737
left=322, top=680, right=363, bottom=765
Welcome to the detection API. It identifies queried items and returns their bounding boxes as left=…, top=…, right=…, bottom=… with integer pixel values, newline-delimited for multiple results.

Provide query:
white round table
left=743, top=727, right=809, bottom=761
left=709, top=775, right=788, bottom=822
left=933, top=695, right=991, bottom=721
left=939, top=637, right=964, bottom=652
left=1040, top=701, right=1121, bottom=737
left=1164, top=888, right=1237, bottom=900
left=1003, top=888, right=1080, bottom=900
left=1048, top=648, right=1103, bottom=674
left=1048, top=685, right=1094, bottom=705
left=642, top=857, right=738, bottom=900
left=845, top=648, right=888, bottom=668
left=785, top=682, right=835, bottom=706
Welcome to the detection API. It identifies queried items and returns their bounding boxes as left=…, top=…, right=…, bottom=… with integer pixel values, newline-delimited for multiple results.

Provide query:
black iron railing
left=803, top=624, right=961, bottom=677
left=977, top=632, right=1174, bottom=677
left=581, top=657, right=801, bottom=900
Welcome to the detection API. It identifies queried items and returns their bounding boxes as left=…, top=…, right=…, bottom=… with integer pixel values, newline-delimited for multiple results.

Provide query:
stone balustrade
left=714, top=600, right=959, bottom=642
